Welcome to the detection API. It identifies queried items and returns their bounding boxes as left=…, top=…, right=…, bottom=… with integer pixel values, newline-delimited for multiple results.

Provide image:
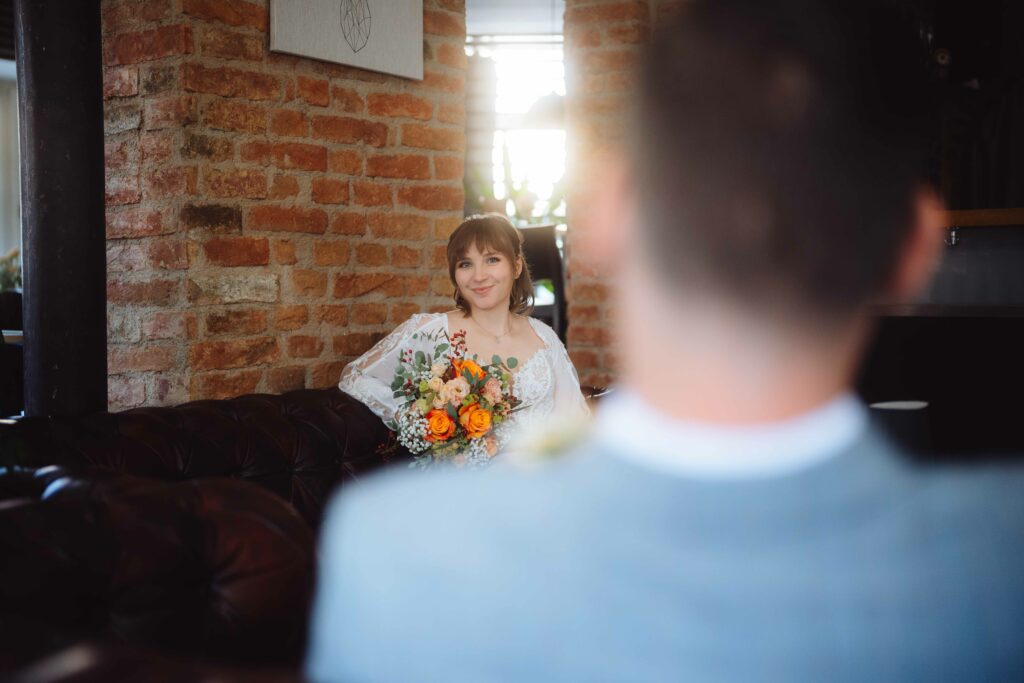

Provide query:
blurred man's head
left=627, top=0, right=936, bottom=327
left=578, top=0, right=945, bottom=419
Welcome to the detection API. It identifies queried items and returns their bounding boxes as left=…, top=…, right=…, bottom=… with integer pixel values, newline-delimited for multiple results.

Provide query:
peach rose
left=441, top=377, right=470, bottom=406
left=453, top=358, right=485, bottom=381
left=482, top=378, right=503, bottom=405
left=424, top=409, right=456, bottom=443
left=458, top=402, right=492, bottom=439
left=427, top=376, right=444, bottom=394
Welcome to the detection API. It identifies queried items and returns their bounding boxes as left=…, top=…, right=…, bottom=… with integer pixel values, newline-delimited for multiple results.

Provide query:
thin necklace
left=470, top=313, right=512, bottom=343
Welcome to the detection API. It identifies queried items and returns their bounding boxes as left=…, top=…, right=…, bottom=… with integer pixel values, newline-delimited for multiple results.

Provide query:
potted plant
left=0, top=249, right=20, bottom=292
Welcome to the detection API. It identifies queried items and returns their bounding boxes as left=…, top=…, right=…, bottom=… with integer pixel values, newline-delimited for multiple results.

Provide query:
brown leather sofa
left=0, top=467, right=316, bottom=673
left=7, top=642, right=304, bottom=682
left=1, top=387, right=405, bottom=528
left=0, top=387, right=407, bottom=678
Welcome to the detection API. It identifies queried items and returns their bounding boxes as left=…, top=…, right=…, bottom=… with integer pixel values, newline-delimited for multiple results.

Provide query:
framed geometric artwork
left=270, top=0, right=424, bottom=80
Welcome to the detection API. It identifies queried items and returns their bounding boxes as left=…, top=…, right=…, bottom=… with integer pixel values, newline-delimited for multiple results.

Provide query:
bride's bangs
left=448, top=216, right=517, bottom=266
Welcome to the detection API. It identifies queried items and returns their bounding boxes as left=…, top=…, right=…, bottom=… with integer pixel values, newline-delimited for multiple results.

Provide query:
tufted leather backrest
left=0, top=466, right=316, bottom=671
left=1, top=388, right=404, bottom=527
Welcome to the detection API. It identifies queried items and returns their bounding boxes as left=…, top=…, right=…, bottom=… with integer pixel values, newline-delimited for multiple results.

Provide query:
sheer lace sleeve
left=532, top=320, right=591, bottom=420
left=338, top=313, right=446, bottom=426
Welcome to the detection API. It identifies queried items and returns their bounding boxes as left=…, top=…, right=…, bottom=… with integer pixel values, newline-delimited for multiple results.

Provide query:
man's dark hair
left=634, top=0, right=931, bottom=322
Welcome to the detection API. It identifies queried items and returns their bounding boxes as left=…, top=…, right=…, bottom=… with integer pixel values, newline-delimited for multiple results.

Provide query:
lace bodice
left=507, top=345, right=558, bottom=430
left=338, top=313, right=589, bottom=445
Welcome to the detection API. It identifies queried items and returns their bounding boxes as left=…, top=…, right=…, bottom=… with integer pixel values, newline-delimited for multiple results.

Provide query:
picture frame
left=270, top=0, right=424, bottom=80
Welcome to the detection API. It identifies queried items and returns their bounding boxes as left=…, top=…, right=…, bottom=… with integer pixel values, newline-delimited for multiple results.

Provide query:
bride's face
left=454, top=242, right=521, bottom=313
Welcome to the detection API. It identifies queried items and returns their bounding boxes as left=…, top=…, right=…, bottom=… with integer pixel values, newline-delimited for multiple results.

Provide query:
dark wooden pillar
left=14, top=0, right=107, bottom=416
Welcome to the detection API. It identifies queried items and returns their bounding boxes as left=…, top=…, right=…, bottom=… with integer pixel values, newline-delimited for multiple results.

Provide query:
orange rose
left=452, top=358, right=485, bottom=381
left=458, top=402, right=492, bottom=439
left=424, top=409, right=456, bottom=443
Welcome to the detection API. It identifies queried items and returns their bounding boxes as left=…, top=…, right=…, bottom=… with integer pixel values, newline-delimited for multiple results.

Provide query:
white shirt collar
left=594, top=389, right=868, bottom=479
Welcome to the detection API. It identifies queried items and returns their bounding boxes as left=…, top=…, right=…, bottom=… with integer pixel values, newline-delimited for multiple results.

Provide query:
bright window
left=467, top=38, right=566, bottom=224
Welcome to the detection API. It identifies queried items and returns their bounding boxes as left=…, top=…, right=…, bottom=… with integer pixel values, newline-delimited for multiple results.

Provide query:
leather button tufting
left=4, top=387, right=401, bottom=527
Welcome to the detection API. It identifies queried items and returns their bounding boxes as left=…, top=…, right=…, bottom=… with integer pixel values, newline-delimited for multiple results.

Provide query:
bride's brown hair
left=447, top=213, right=534, bottom=316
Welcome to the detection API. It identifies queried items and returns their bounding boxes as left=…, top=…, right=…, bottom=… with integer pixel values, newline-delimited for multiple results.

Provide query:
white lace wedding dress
left=338, top=312, right=590, bottom=455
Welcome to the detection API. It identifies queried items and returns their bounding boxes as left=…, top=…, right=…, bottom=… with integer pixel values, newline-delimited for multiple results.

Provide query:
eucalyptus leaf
left=435, top=343, right=449, bottom=355
left=492, top=355, right=501, bottom=366
left=507, top=357, right=518, bottom=369
left=415, top=350, right=426, bottom=365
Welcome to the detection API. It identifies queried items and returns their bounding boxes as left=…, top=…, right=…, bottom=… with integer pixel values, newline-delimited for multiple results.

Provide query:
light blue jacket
left=306, top=427, right=1024, bottom=682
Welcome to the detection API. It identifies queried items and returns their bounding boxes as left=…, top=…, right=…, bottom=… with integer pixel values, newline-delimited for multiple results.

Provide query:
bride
left=338, top=213, right=589, bottom=463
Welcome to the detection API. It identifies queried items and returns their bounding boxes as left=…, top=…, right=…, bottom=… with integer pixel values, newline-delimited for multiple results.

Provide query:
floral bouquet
left=387, top=328, right=520, bottom=468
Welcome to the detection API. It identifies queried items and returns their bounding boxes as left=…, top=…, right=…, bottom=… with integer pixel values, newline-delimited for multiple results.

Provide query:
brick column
left=563, top=0, right=649, bottom=389
left=563, top=0, right=683, bottom=389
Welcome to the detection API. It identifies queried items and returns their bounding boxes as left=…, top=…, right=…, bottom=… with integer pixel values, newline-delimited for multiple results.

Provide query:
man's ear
left=887, top=185, right=945, bottom=303
left=573, top=148, right=636, bottom=271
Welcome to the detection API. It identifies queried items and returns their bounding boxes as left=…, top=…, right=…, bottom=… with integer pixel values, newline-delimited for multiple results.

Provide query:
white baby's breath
left=395, top=407, right=430, bottom=454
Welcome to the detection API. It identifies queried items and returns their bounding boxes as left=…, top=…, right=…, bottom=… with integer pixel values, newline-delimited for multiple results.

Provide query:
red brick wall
left=563, top=0, right=682, bottom=389
left=101, top=0, right=467, bottom=409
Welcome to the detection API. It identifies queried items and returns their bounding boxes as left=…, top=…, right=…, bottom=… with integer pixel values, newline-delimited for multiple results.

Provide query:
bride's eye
left=457, top=260, right=471, bottom=268
left=486, top=256, right=501, bottom=264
